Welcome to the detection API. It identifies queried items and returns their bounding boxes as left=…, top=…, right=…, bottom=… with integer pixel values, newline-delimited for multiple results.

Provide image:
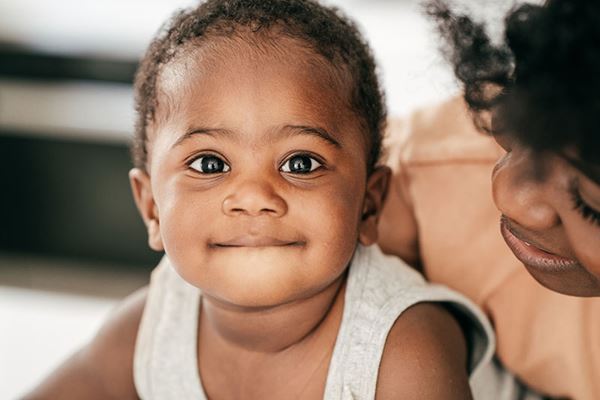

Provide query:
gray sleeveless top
left=134, top=244, right=534, bottom=399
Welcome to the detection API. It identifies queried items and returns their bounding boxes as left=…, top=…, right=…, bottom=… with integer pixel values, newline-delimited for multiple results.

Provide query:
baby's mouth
left=210, top=236, right=305, bottom=248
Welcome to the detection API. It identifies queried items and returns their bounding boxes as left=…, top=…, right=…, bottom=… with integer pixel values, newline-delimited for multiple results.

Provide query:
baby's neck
left=199, top=273, right=347, bottom=353
left=197, top=273, right=347, bottom=398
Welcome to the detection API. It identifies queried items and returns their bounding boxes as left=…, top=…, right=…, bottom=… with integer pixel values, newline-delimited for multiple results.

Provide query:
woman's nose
left=492, top=149, right=560, bottom=231
left=222, top=178, right=288, bottom=217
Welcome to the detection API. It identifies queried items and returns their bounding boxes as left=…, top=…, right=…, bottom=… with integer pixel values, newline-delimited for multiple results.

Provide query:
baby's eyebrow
left=172, top=125, right=342, bottom=149
left=283, top=125, right=342, bottom=148
left=172, top=127, right=231, bottom=148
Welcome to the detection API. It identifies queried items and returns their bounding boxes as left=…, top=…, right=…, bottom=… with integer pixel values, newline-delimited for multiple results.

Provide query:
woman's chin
left=523, top=264, right=600, bottom=297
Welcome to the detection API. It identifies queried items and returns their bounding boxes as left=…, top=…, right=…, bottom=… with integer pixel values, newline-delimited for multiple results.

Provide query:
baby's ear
left=358, top=166, right=391, bottom=246
left=129, top=168, right=164, bottom=251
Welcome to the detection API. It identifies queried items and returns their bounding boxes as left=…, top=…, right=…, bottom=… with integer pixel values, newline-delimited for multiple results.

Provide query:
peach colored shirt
left=378, top=96, right=600, bottom=400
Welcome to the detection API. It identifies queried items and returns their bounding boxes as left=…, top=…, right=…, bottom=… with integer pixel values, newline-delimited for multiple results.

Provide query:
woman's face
left=492, top=133, right=600, bottom=296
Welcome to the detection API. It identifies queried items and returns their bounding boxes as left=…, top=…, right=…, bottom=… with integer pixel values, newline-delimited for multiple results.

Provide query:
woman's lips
left=500, top=216, right=580, bottom=272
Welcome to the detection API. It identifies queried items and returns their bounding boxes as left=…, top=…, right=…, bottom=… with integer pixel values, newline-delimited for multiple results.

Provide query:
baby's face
left=130, top=39, right=388, bottom=307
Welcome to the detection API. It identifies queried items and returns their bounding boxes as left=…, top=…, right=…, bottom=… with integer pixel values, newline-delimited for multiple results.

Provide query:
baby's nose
left=222, top=179, right=287, bottom=217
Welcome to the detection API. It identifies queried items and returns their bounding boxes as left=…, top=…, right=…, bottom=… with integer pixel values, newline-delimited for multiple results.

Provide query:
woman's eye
left=281, top=155, right=322, bottom=174
left=189, top=155, right=230, bottom=174
left=569, top=181, right=600, bottom=227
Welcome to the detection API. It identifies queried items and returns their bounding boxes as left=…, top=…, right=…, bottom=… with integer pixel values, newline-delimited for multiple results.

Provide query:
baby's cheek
left=159, top=201, right=206, bottom=257
left=309, top=198, right=361, bottom=251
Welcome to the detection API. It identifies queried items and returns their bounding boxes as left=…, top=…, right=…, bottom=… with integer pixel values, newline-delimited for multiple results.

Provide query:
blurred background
left=0, top=0, right=510, bottom=397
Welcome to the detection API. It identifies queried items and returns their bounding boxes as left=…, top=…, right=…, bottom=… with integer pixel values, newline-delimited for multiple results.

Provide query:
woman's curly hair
left=427, top=0, right=600, bottom=165
left=132, top=0, right=386, bottom=173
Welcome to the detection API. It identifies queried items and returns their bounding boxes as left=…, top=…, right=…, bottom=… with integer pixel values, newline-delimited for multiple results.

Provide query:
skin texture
left=492, top=133, right=600, bottom=296
left=24, top=37, right=472, bottom=399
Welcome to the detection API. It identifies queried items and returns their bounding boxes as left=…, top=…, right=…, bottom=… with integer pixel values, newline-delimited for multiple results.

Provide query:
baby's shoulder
left=375, top=302, right=472, bottom=399
left=347, top=246, right=477, bottom=398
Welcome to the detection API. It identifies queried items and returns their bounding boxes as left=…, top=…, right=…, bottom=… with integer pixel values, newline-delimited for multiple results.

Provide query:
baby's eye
left=280, top=154, right=322, bottom=174
left=189, top=155, right=230, bottom=174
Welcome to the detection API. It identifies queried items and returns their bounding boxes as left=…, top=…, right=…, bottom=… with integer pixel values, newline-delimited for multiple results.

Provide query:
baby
left=24, top=0, right=497, bottom=399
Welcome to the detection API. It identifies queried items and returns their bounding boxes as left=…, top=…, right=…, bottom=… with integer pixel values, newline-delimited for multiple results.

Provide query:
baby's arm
left=23, top=287, right=147, bottom=400
left=376, top=302, right=472, bottom=399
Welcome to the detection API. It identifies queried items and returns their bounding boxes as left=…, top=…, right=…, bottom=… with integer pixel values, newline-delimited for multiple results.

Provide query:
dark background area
left=0, top=130, right=160, bottom=267
left=0, top=45, right=160, bottom=268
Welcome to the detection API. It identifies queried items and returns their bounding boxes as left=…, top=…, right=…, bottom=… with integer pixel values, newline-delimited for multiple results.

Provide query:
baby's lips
left=211, top=235, right=305, bottom=248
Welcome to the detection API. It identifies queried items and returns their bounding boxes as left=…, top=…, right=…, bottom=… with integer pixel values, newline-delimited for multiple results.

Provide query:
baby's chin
left=198, top=275, right=332, bottom=311
left=173, top=258, right=296, bottom=303
left=183, top=258, right=345, bottom=308
left=167, top=241, right=355, bottom=306
left=201, top=285, right=303, bottom=310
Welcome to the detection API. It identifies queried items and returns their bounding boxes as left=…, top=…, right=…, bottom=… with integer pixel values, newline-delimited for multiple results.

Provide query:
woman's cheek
left=564, top=219, right=600, bottom=280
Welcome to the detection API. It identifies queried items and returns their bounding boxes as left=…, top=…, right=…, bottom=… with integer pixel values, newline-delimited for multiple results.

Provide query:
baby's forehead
left=160, top=33, right=350, bottom=97
left=151, top=34, right=362, bottom=139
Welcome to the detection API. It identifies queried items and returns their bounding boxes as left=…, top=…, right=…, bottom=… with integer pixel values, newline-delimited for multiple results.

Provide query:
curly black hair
left=132, top=0, right=385, bottom=173
left=426, top=0, right=600, bottom=166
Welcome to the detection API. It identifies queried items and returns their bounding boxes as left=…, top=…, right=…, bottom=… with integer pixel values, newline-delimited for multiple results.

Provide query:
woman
left=379, top=1, right=599, bottom=399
